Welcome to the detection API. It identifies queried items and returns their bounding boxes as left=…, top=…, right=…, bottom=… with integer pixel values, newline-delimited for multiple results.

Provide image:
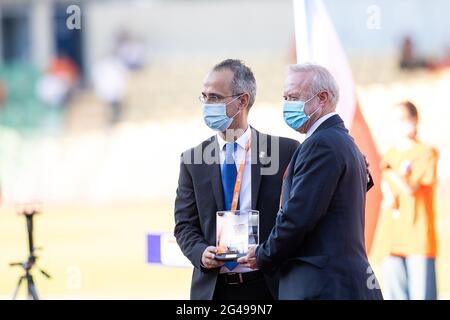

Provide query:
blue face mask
left=283, top=93, right=321, bottom=131
left=203, top=95, right=242, bottom=132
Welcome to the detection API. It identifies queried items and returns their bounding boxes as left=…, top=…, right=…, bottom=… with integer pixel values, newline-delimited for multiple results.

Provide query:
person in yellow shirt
left=380, top=101, right=438, bottom=300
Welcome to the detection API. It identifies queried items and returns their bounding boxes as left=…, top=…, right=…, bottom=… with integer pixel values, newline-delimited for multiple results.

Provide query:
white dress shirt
left=216, top=126, right=255, bottom=273
left=305, top=112, right=338, bottom=139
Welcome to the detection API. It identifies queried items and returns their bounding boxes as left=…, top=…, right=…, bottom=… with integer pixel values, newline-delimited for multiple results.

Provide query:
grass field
left=0, top=201, right=192, bottom=299
left=1, top=190, right=449, bottom=300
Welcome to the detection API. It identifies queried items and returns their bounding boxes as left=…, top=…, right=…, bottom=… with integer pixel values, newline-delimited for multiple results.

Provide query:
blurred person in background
left=380, top=101, right=439, bottom=300
left=399, top=36, right=431, bottom=70
left=116, top=30, right=146, bottom=71
left=92, top=50, right=128, bottom=125
left=36, top=53, right=79, bottom=108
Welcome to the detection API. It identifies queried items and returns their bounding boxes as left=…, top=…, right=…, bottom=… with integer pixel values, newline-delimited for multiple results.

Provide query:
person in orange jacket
left=380, top=101, right=439, bottom=300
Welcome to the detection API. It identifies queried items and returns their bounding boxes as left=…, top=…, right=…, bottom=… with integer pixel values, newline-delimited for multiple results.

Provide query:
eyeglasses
left=198, top=93, right=244, bottom=104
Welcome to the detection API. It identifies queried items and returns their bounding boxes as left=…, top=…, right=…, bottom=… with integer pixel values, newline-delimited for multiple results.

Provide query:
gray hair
left=288, top=63, right=339, bottom=106
left=213, top=59, right=257, bottom=109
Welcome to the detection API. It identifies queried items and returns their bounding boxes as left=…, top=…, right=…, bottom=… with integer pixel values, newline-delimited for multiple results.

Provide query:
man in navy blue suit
left=239, top=63, right=383, bottom=300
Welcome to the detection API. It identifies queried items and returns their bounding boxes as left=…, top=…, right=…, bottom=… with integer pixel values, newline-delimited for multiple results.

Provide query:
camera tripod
left=9, top=207, right=50, bottom=300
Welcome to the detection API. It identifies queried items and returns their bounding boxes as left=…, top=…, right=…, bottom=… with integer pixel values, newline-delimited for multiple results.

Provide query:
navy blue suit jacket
left=256, top=115, right=383, bottom=300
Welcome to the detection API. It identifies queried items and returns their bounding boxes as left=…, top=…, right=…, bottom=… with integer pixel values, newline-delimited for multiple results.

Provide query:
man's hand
left=399, top=160, right=413, bottom=178
left=363, top=154, right=375, bottom=191
left=237, top=245, right=258, bottom=269
left=201, top=246, right=224, bottom=269
left=363, top=154, right=371, bottom=177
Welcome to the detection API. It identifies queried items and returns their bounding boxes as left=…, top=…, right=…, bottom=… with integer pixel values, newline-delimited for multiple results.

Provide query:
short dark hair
left=398, top=101, right=419, bottom=120
left=212, top=59, right=256, bottom=109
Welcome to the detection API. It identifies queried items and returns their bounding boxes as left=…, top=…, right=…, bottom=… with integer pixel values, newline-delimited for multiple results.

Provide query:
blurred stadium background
left=0, top=0, right=449, bottom=299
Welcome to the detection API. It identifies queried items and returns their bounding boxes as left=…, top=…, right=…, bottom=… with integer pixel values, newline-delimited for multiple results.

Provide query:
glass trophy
left=215, top=210, right=259, bottom=261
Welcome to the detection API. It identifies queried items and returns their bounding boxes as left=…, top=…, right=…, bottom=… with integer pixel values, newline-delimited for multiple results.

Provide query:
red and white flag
left=293, top=0, right=382, bottom=253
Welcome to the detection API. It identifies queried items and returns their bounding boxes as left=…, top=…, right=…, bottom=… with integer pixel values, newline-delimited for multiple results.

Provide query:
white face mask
left=401, top=122, right=416, bottom=137
left=202, top=95, right=243, bottom=132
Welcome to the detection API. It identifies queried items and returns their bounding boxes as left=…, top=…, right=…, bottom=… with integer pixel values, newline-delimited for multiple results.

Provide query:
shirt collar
left=217, top=126, right=251, bottom=150
left=305, top=112, right=337, bottom=139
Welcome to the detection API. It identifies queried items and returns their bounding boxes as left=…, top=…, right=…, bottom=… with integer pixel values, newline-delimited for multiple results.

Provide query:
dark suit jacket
left=256, top=115, right=383, bottom=300
left=174, top=127, right=299, bottom=300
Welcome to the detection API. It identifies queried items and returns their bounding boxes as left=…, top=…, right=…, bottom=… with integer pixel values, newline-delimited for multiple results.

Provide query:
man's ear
left=239, top=93, right=250, bottom=110
left=318, top=91, right=329, bottom=105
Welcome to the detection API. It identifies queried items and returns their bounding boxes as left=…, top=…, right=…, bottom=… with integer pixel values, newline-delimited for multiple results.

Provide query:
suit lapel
left=208, top=137, right=225, bottom=211
left=251, top=128, right=263, bottom=209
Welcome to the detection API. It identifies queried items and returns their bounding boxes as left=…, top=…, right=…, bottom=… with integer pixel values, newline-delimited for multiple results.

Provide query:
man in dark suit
left=239, top=63, right=383, bottom=300
left=174, top=59, right=299, bottom=300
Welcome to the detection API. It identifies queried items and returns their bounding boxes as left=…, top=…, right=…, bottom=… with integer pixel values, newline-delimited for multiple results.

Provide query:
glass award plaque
left=215, top=210, right=259, bottom=261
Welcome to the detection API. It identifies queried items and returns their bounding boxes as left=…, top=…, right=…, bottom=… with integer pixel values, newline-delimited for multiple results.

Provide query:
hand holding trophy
left=215, top=209, right=259, bottom=262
